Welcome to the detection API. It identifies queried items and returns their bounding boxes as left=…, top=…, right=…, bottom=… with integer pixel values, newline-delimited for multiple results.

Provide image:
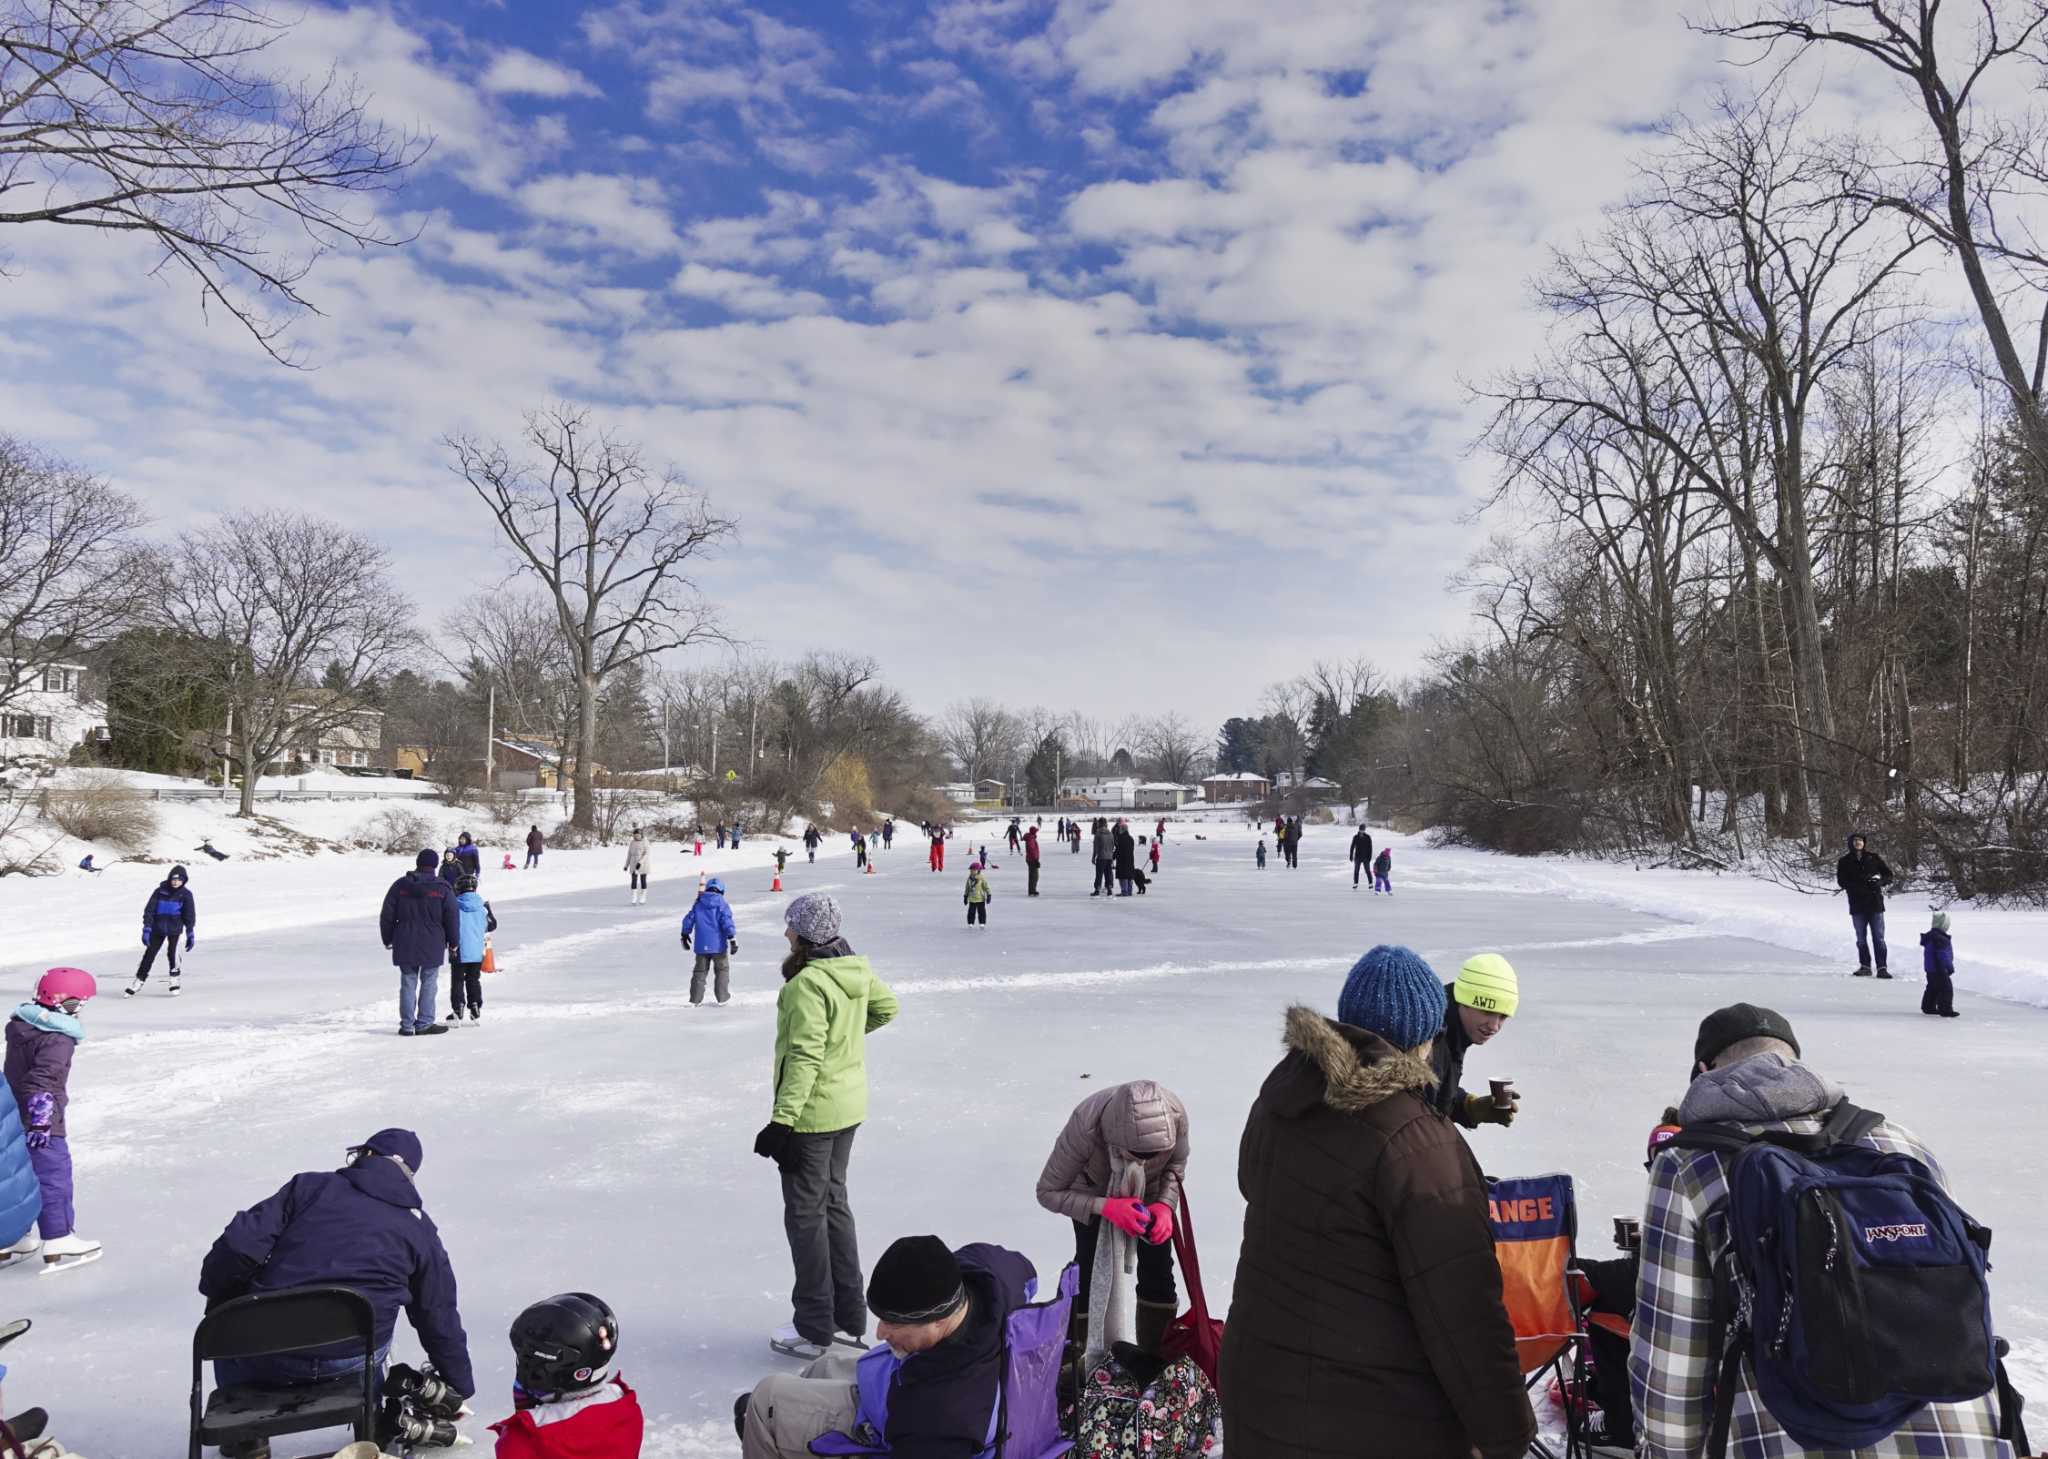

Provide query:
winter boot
left=1876, top=968, right=1893, bottom=980
left=1135, top=1299, right=1176, bottom=1358
left=733, top=1395, right=750, bottom=1442
left=1853, top=966, right=1874, bottom=977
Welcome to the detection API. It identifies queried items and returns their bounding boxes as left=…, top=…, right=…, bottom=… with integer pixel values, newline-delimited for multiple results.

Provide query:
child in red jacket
left=491, top=1293, right=642, bottom=1459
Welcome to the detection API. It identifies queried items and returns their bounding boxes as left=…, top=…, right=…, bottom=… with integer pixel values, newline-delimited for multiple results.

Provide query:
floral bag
left=1073, top=1349, right=1220, bottom=1459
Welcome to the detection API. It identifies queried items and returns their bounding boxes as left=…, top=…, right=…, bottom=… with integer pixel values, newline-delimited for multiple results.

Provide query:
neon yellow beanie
left=1454, top=953, right=1519, bottom=1018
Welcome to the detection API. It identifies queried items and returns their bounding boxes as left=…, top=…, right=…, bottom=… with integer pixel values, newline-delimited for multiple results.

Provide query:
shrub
left=477, top=789, right=525, bottom=830
left=352, top=806, right=435, bottom=856
left=545, top=821, right=598, bottom=850
left=38, top=780, right=160, bottom=850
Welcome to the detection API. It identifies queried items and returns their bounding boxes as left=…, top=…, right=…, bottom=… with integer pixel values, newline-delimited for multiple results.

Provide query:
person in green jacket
left=754, top=892, right=899, bottom=1362
left=963, top=862, right=993, bottom=927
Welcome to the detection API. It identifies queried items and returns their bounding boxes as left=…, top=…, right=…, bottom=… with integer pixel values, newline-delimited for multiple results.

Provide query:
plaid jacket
left=1628, top=1108, right=2012, bottom=1459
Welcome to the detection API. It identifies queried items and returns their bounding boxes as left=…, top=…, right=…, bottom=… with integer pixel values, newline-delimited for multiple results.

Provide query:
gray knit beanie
left=785, top=892, right=843, bottom=945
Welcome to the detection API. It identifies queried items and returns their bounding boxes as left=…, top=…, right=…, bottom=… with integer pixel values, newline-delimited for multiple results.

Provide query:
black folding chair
left=189, top=1285, right=377, bottom=1459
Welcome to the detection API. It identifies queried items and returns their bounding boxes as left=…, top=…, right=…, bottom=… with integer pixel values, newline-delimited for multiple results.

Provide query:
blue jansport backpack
left=1667, top=1101, right=1996, bottom=1457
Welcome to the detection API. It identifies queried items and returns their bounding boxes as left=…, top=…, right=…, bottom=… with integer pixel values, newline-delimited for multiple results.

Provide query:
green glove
left=1465, top=1093, right=1519, bottom=1127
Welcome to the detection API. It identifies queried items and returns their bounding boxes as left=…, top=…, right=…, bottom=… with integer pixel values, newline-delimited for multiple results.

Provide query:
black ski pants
left=137, top=927, right=182, bottom=981
left=1027, top=861, right=1040, bottom=895
left=780, top=1126, right=864, bottom=1344
left=1072, top=1217, right=1177, bottom=1310
left=450, top=961, right=483, bottom=1016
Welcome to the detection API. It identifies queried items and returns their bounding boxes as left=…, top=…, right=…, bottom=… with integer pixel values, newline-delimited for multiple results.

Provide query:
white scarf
left=1084, top=1153, right=1146, bottom=1361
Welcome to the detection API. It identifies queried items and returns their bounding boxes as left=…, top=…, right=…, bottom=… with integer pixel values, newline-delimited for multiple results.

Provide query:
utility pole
left=222, top=704, right=234, bottom=800
left=485, top=685, right=496, bottom=791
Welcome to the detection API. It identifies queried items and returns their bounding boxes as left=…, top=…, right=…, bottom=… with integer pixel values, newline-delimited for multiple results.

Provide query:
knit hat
left=1932, top=911, right=1950, bottom=933
left=785, top=892, right=843, bottom=945
left=355, top=1127, right=423, bottom=1176
left=1692, top=1003, right=1800, bottom=1076
left=1336, top=945, right=1446, bottom=1051
left=1453, top=953, right=1519, bottom=1018
left=868, top=1236, right=965, bottom=1325
left=416, top=848, right=439, bottom=869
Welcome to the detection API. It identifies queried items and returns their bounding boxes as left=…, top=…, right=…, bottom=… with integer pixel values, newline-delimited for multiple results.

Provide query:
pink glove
left=1144, top=1203, right=1174, bottom=1245
left=1100, top=1197, right=1152, bottom=1238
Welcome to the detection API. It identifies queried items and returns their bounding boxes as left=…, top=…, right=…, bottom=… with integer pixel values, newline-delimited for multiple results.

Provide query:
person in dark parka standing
left=1222, top=943, right=1534, bottom=1459
left=1348, top=827, right=1374, bottom=889
left=200, top=1127, right=473, bottom=1402
left=380, top=849, right=461, bottom=1037
left=1836, top=831, right=1895, bottom=977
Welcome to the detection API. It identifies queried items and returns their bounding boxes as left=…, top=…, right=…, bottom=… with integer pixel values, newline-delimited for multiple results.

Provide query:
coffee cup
left=1489, top=1078, right=1516, bottom=1105
left=1613, top=1216, right=1642, bottom=1251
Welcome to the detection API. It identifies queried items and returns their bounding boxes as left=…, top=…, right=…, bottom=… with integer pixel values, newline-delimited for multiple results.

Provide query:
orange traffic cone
left=864, top=860, right=876, bottom=876
left=481, top=938, right=499, bottom=974
left=771, top=871, right=784, bottom=892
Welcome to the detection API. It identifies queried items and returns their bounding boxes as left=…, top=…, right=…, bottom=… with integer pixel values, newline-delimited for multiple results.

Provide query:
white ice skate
left=769, top=1325, right=829, bottom=1361
left=123, top=978, right=142, bottom=998
left=0, top=1232, right=41, bottom=1272
left=168, top=978, right=183, bottom=997
left=37, top=1234, right=101, bottom=1276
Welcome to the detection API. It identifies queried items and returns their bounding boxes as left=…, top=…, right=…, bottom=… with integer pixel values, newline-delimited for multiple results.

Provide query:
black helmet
left=457, top=873, right=479, bottom=894
left=510, top=1292, right=619, bottom=1400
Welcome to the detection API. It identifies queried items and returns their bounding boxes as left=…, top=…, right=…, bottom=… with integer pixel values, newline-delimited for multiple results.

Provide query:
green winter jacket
left=964, top=869, right=992, bottom=905
left=771, top=954, right=899, bottom=1133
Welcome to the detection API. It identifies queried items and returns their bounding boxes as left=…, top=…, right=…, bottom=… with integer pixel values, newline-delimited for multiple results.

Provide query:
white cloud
left=514, top=172, right=681, bottom=256
left=480, top=49, right=603, bottom=100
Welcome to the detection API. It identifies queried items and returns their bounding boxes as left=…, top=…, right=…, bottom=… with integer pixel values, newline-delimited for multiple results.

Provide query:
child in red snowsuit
left=1148, top=839, right=1161, bottom=873
left=492, top=1294, right=643, bottom=1459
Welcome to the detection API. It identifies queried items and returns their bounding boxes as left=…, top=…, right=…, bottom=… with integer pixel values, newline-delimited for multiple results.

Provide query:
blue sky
left=1, top=0, right=1727, bottom=728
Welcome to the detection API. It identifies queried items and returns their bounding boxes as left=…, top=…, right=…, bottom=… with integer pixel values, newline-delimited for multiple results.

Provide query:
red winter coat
left=491, top=1377, right=643, bottom=1459
left=1024, top=828, right=1040, bottom=863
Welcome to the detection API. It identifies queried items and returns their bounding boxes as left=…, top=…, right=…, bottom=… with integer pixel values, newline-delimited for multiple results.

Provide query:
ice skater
left=448, top=874, right=496, bottom=1026
left=804, top=825, right=821, bottom=863
left=4, top=969, right=101, bottom=1273
left=1148, top=837, right=1161, bottom=875
left=1372, top=845, right=1392, bottom=895
left=1920, top=911, right=1958, bottom=1018
left=682, top=876, right=737, bottom=1007
left=1256, top=837, right=1267, bottom=870
left=852, top=831, right=867, bottom=871
left=128, top=863, right=195, bottom=996
left=964, top=862, right=993, bottom=927
left=624, top=829, right=650, bottom=905
left=775, top=846, right=791, bottom=876
left=1349, top=825, right=1374, bottom=889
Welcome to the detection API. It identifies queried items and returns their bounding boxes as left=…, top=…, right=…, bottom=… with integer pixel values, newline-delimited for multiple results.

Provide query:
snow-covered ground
left=6, top=823, right=2045, bottom=1456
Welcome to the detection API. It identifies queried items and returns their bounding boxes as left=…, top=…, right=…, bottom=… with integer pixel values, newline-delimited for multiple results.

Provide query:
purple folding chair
left=995, top=1262, right=1078, bottom=1459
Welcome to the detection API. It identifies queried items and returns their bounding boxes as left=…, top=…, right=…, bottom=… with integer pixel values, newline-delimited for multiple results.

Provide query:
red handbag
left=1161, top=1191, right=1224, bottom=1387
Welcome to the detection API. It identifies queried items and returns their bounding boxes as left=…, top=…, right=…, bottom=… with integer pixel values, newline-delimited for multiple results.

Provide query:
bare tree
left=938, top=698, right=1022, bottom=787
left=0, top=435, right=143, bottom=713
left=1705, top=0, right=2048, bottom=467
left=1136, top=712, right=1206, bottom=784
left=152, top=512, right=414, bottom=815
left=448, top=407, right=737, bottom=828
left=0, top=0, right=430, bottom=361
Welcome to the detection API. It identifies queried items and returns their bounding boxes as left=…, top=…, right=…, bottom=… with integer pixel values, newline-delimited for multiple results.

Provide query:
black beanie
left=868, top=1236, right=965, bottom=1325
left=416, top=848, right=439, bottom=869
left=1692, top=1003, right=1800, bottom=1077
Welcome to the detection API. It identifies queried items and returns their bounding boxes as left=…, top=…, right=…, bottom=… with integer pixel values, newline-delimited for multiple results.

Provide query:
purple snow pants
left=30, top=1136, right=73, bottom=1239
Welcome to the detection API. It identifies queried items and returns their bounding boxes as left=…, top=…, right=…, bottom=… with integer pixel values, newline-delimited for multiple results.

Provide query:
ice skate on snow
left=770, top=1325, right=830, bottom=1361
left=0, top=1234, right=42, bottom=1272
left=380, top=1364, right=473, bottom=1453
left=37, top=1234, right=101, bottom=1276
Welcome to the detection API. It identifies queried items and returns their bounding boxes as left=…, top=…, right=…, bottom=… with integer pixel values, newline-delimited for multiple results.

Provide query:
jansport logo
left=1864, top=1223, right=1930, bottom=1243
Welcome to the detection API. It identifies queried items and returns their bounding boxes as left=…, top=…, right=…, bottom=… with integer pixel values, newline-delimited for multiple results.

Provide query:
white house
left=1134, top=782, right=1194, bottom=810
left=0, top=660, right=107, bottom=765
left=1275, top=772, right=1345, bottom=800
left=1058, top=775, right=1138, bottom=809
left=935, top=782, right=977, bottom=806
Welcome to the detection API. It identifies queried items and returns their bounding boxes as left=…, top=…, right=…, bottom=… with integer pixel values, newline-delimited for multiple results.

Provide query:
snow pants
left=691, top=952, right=731, bottom=1005
left=136, top=927, right=182, bottom=982
left=398, top=965, right=440, bottom=1034
left=929, top=843, right=944, bottom=872
left=781, top=1125, right=864, bottom=1345
left=967, top=902, right=987, bottom=926
left=742, top=1350, right=860, bottom=1459
left=1852, top=909, right=1888, bottom=972
left=450, top=962, right=483, bottom=1017
left=1072, top=1217, right=1176, bottom=1310
left=30, top=1136, right=73, bottom=1239
left=1374, top=871, right=1391, bottom=893
left=1922, top=970, right=1956, bottom=1016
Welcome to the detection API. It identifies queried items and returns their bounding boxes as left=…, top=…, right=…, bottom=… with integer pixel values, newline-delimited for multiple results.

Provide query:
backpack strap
left=1705, top=1337, right=1745, bottom=1459
left=1819, top=1100, right=1884, bottom=1147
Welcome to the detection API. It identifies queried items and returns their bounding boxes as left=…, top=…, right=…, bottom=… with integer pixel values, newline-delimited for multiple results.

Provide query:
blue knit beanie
left=1337, top=944, right=1446, bottom=1050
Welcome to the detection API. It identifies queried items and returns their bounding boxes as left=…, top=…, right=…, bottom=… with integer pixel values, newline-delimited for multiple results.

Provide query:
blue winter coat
left=0, top=1066, right=39, bottom=1248
left=380, top=870, right=460, bottom=970
left=142, top=878, right=196, bottom=936
left=823, top=1244, right=1036, bottom=1459
left=681, top=890, right=736, bottom=955
left=453, top=892, right=492, bottom=964
left=1921, top=928, right=1954, bottom=978
left=199, top=1156, right=474, bottom=1398
left=453, top=843, right=481, bottom=880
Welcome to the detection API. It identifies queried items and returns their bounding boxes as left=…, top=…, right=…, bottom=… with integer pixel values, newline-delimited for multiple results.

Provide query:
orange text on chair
left=1488, top=1172, right=1577, bottom=1374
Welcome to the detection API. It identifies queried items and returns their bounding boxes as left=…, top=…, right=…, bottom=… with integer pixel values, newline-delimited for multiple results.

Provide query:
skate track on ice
left=16, top=828, right=2048, bottom=1456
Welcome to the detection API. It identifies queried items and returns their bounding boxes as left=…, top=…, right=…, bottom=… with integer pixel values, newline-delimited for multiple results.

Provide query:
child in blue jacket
left=129, top=864, right=195, bottom=996
left=1920, top=911, right=1957, bottom=1018
left=448, top=875, right=497, bottom=1025
left=681, top=877, right=738, bottom=1007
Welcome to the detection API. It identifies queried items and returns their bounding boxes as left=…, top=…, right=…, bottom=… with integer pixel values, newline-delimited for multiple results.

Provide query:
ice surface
left=5, top=825, right=2042, bottom=1454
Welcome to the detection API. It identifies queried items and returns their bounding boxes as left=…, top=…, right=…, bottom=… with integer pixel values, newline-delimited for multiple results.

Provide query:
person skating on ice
left=1372, top=845, right=1392, bottom=894
left=3, top=969, right=102, bottom=1273
left=682, top=876, right=738, bottom=1007
left=963, top=862, right=992, bottom=927
left=448, top=874, right=496, bottom=1026
left=1920, top=911, right=1959, bottom=1018
left=1349, top=825, right=1375, bottom=889
left=803, top=825, right=821, bottom=863
left=129, top=863, right=195, bottom=996
left=623, top=829, right=650, bottom=905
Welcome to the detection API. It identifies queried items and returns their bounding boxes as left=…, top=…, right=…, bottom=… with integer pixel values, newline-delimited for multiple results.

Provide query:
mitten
left=1100, top=1197, right=1152, bottom=1238
left=24, top=1129, right=50, bottom=1151
left=186, top=934, right=195, bottom=951
left=728, top=938, right=738, bottom=955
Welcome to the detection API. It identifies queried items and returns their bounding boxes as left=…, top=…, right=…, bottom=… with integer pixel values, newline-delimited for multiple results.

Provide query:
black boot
left=733, top=1394, right=750, bottom=1441
left=1135, top=1299, right=1176, bottom=1357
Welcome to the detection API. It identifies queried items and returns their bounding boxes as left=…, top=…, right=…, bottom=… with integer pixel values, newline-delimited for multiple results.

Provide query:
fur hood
left=1282, top=1005, right=1436, bottom=1115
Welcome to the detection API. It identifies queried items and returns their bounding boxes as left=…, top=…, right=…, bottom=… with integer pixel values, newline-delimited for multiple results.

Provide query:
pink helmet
left=35, top=967, right=97, bottom=1009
